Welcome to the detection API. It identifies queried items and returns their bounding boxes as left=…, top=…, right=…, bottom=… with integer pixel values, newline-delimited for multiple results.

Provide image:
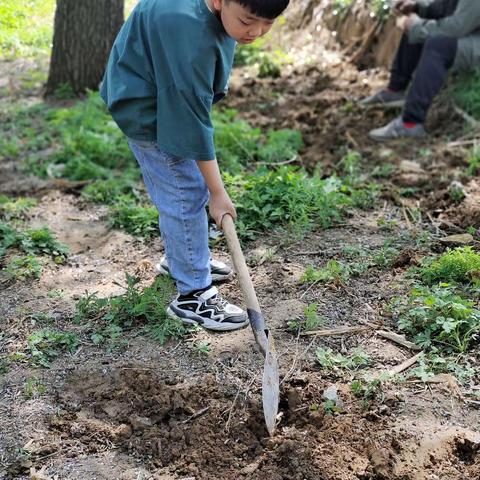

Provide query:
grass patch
left=0, top=222, right=68, bottom=263
left=0, top=0, right=55, bottom=58
left=395, top=284, right=480, bottom=354
left=233, top=39, right=288, bottom=78
left=287, top=302, right=326, bottom=332
left=27, top=329, right=79, bottom=368
left=0, top=196, right=37, bottom=221
left=316, top=347, right=371, bottom=372
left=226, top=166, right=374, bottom=240
left=452, top=69, right=480, bottom=120
left=213, top=108, right=303, bottom=173
left=466, top=147, right=480, bottom=176
left=417, top=247, right=480, bottom=286
left=75, top=275, right=189, bottom=345
left=5, top=255, right=43, bottom=280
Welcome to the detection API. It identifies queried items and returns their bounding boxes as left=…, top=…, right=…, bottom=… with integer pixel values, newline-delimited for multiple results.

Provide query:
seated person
left=361, top=0, right=480, bottom=141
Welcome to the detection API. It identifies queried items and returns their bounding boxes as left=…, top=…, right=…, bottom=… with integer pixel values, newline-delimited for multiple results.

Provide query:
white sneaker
left=156, top=256, right=233, bottom=283
left=167, top=286, right=249, bottom=332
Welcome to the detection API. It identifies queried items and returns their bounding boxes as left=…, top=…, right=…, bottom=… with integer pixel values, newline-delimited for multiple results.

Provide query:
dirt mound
left=440, top=179, right=480, bottom=229
left=37, top=366, right=477, bottom=480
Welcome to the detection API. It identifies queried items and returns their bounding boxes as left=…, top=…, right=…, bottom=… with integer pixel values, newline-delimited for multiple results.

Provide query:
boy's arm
left=196, top=160, right=237, bottom=229
left=409, top=0, right=480, bottom=42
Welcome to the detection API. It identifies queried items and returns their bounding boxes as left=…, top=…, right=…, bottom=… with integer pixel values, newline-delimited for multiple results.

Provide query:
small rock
left=129, top=415, right=153, bottom=432
left=322, top=385, right=344, bottom=409
left=398, top=160, right=425, bottom=173
left=114, top=423, right=133, bottom=440
left=394, top=160, right=429, bottom=187
left=439, top=234, right=474, bottom=245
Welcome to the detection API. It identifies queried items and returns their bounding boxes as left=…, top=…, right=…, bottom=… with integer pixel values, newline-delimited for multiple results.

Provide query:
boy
left=100, top=0, right=289, bottom=331
left=361, top=0, right=480, bottom=141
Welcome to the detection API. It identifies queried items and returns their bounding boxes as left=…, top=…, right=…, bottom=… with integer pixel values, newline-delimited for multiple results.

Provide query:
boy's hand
left=209, top=188, right=237, bottom=229
left=402, top=12, right=420, bottom=31
left=394, top=0, right=416, bottom=15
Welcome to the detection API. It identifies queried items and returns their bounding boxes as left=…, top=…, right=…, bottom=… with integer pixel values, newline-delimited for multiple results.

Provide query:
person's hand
left=394, top=0, right=417, bottom=15
left=209, top=188, right=237, bottom=229
left=403, top=12, right=420, bottom=31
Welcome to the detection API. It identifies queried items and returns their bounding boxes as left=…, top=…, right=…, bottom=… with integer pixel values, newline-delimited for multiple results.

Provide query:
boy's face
left=212, top=0, right=276, bottom=44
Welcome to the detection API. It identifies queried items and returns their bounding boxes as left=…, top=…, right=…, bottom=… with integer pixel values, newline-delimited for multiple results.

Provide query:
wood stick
left=389, top=352, right=423, bottom=376
left=376, top=330, right=421, bottom=351
left=454, top=105, right=479, bottom=129
left=300, top=325, right=374, bottom=337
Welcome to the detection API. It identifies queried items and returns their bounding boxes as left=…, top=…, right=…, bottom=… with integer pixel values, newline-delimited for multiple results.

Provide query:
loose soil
left=1, top=19, right=479, bottom=480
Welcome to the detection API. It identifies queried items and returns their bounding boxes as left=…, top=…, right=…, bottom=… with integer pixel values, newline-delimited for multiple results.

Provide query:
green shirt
left=100, top=0, right=236, bottom=160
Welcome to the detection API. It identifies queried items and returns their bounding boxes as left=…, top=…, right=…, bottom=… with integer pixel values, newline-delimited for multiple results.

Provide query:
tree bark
left=46, top=0, right=124, bottom=96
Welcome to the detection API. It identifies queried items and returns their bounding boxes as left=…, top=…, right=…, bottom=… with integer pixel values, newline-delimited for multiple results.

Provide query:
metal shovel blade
left=248, top=308, right=279, bottom=437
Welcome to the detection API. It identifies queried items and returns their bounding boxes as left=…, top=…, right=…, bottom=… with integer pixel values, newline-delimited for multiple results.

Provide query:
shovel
left=221, top=214, right=280, bottom=437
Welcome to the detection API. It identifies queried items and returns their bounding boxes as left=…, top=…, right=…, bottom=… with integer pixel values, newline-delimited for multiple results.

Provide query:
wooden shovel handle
left=221, top=214, right=261, bottom=312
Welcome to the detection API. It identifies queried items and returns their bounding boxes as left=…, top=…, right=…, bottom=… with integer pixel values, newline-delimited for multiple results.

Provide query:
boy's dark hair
left=231, top=0, right=290, bottom=19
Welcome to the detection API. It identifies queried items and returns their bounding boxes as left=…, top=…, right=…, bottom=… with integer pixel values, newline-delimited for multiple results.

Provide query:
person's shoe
left=157, top=256, right=233, bottom=283
left=360, top=89, right=406, bottom=107
left=368, top=116, right=426, bottom=142
left=167, top=286, right=249, bottom=332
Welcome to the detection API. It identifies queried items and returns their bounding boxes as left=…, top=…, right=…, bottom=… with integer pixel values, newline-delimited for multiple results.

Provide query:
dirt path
left=1, top=38, right=480, bottom=480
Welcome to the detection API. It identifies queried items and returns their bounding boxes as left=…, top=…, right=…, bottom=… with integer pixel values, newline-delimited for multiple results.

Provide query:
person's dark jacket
left=410, top=0, right=480, bottom=71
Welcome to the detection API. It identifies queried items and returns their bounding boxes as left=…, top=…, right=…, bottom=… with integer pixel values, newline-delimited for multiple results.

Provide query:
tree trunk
left=46, top=0, right=124, bottom=96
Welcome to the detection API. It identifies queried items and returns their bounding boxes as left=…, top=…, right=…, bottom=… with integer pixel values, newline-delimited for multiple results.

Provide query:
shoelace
left=209, top=294, right=228, bottom=311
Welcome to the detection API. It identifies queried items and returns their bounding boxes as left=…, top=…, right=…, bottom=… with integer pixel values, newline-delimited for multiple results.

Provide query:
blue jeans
left=128, top=139, right=212, bottom=295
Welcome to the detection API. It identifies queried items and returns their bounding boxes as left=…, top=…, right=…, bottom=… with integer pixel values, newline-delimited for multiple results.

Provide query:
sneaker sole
left=156, top=263, right=233, bottom=283
left=167, top=307, right=249, bottom=332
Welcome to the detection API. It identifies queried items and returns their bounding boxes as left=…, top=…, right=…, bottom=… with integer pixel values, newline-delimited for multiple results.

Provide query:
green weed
left=418, top=247, right=480, bottom=285
left=301, top=259, right=369, bottom=285
left=323, top=399, right=343, bottom=415
left=466, top=147, right=480, bottom=176
left=0, top=222, right=68, bottom=264
left=226, top=167, right=356, bottom=240
left=109, top=197, right=159, bottom=238
left=287, top=302, right=325, bottom=332
left=27, top=329, right=79, bottom=368
left=405, top=351, right=476, bottom=384
left=75, top=275, right=189, bottom=345
left=0, top=196, right=37, bottom=220
left=395, top=284, right=480, bottom=353
left=0, top=0, right=55, bottom=58
left=452, top=69, right=480, bottom=120
left=82, top=178, right=140, bottom=204
left=370, top=0, right=392, bottom=20
left=332, top=0, right=354, bottom=16
left=257, top=129, right=303, bottom=164
left=302, top=261, right=351, bottom=285
left=315, top=347, right=371, bottom=372
left=234, top=40, right=286, bottom=78
left=21, top=227, right=69, bottom=262
left=5, top=255, right=43, bottom=280
left=351, top=372, right=390, bottom=409
left=24, top=378, right=46, bottom=398
left=213, top=108, right=261, bottom=172
left=193, top=341, right=212, bottom=355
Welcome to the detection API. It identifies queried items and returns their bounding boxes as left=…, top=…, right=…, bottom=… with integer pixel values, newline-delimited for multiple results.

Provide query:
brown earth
left=1, top=12, right=480, bottom=480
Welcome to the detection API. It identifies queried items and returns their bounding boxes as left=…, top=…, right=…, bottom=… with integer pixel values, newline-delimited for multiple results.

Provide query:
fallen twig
left=454, top=105, right=480, bottom=129
left=256, top=155, right=299, bottom=166
left=389, top=352, right=423, bottom=376
left=300, top=324, right=375, bottom=337
left=181, top=406, right=210, bottom=424
left=376, top=330, right=421, bottom=351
